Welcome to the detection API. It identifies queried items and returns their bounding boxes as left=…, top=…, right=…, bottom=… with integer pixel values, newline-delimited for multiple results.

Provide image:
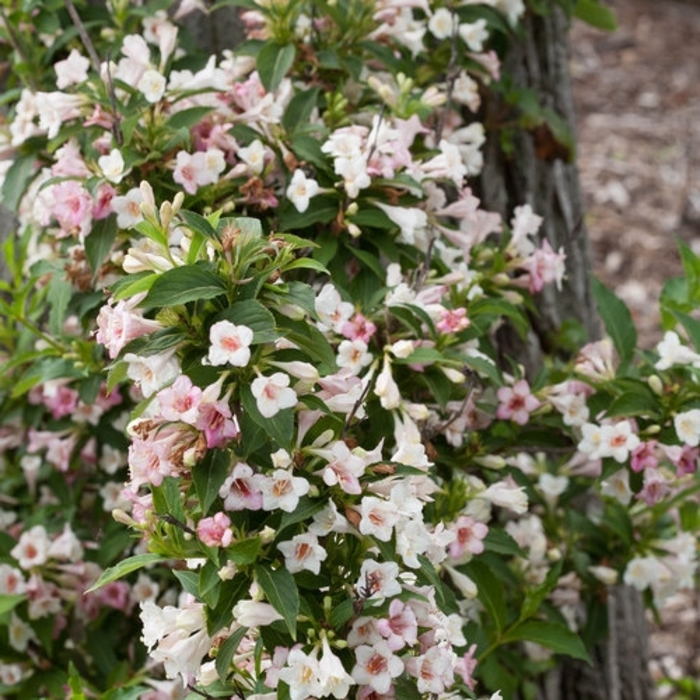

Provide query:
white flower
left=278, top=532, right=328, bottom=574
left=237, top=139, right=266, bottom=175
left=10, top=525, right=51, bottom=569
left=598, top=420, right=640, bottom=463
left=355, top=560, right=402, bottom=600
left=255, top=469, right=310, bottom=512
left=428, top=7, right=456, bottom=39
left=374, top=355, right=401, bottom=410
left=286, top=169, right=320, bottom=213
left=232, top=599, right=283, bottom=627
left=458, top=19, right=489, bottom=52
left=54, top=49, right=90, bottom=89
left=623, top=556, right=663, bottom=591
left=359, top=496, right=401, bottom=541
left=601, top=469, right=632, bottom=505
left=537, top=473, right=569, bottom=507
left=207, top=320, right=254, bottom=367
left=112, top=187, right=144, bottom=229
left=138, top=68, right=167, bottom=103
left=674, top=408, right=700, bottom=447
left=8, top=614, right=35, bottom=652
left=375, top=203, right=428, bottom=247
left=124, top=350, right=180, bottom=398
left=351, top=641, right=404, bottom=694
left=251, top=372, right=297, bottom=418
left=336, top=339, right=373, bottom=375
left=482, top=477, right=528, bottom=514
left=278, top=647, right=323, bottom=700
left=98, top=148, right=126, bottom=184
left=318, top=635, right=356, bottom=698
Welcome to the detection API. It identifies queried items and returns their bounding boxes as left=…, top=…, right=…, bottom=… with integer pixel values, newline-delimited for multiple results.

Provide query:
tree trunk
left=478, top=7, right=652, bottom=700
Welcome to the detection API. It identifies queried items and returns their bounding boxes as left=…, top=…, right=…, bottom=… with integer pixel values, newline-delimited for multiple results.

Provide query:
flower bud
left=473, top=455, right=506, bottom=470
left=648, top=375, right=664, bottom=396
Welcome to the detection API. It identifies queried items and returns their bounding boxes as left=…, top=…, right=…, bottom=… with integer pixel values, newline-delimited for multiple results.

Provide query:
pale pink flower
left=496, top=379, right=540, bottom=425
left=376, top=599, right=418, bottom=651
left=219, top=462, right=263, bottom=511
left=124, top=350, right=181, bottom=398
left=127, top=429, right=182, bottom=489
left=454, top=644, right=478, bottom=690
left=348, top=616, right=382, bottom=649
left=352, top=641, right=403, bottom=694
left=278, top=532, right=328, bottom=574
left=197, top=512, right=233, bottom=547
left=598, top=420, right=640, bottom=463
left=311, top=440, right=366, bottom=495
left=574, top=338, right=617, bottom=382
left=157, top=375, right=203, bottom=425
left=449, top=515, right=488, bottom=560
left=251, top=373, right=297, bottom=418
left=195, top=383, right=239, bottom=448
left=47, top=523, right=83, bottom=562
left=254, top=469, right=310, bottom=512
left=207, top=320, right=253, bottom=367
left=510, top=204, right=541, bottom=255
left=51, top=179, right=94, bottom=238
left=637, top=469, right=670, bottom=507
left=54, top=49, right=90, bottom=88
left=11, top=525, right=50, bottom=570
left=517, top=240, right=566, bottom=293
left=421, top=139, right=467, bottom=187
left=601, top=469, right=632, bottom=506
left=405, top=644, right=455, bottom=695
left=95, top=298, right=163, bottom=359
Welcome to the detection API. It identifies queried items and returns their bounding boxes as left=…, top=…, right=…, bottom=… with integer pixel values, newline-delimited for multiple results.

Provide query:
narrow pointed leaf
left=254, top=564, right=299, bottom=639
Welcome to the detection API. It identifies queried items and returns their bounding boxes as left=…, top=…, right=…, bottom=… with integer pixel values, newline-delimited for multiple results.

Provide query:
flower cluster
left=0, top=1, right=697, bottom=698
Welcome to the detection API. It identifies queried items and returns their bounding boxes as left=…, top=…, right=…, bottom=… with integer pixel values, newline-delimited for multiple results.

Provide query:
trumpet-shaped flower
left=251, top=372, right=297, bottom=418
left=278, top=532, right=328, bottom=574
left=207, top=320, right=254, bottom=367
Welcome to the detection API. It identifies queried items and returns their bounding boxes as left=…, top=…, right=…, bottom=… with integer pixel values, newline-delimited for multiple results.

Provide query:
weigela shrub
left=0, top=1, right=697, bottom=698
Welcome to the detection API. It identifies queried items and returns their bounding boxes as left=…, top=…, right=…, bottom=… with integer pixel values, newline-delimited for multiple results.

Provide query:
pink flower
left=518, top=240, right=566, bottom=293
left=51, top=180, right=93, bottom=238
left=404, top=645, right=455, bottom=695
left=197, top=512, right=233, bottom=547
left=375, top=599, right=418, bottom=651
left=630, top=440, right=659, bottom=473
left=10, top=525, right=51, bottom=570
left=157, top=375, right=203, bottom=425
left=219, top=462, right=263, bottom=511
left=455, top=644, right=478, bottom=690
left=341, top=313, right=377, bottom=343
left=277, top=532, right=328, bottom=574
left=251, top=373, right=297, bottom=418
left=496, top=379, right=540, bottom=425
left=436, top=307, right=470, bottom=334
left=449, top=515, right=488, bottom=559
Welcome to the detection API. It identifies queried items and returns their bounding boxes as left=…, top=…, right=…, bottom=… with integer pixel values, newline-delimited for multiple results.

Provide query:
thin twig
left=64, top=0, right=101, bottom=75
left=435, top=8, right=460, bottom=144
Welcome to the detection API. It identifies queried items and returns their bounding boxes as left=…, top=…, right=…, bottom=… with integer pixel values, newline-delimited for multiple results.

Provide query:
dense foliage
left=0, top=1, right=696, bottom=699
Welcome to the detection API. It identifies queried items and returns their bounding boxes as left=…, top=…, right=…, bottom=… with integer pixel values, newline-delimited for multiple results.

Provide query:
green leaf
left=215, top=625, right=249, bottom=681
left=85, top=214, right=117, bottom=275
left=255, top=565, right=300, bottom=639
left=0, top=594, right=26, bottom=614
left=167, top=106, right=215, bottom=130
left=605, top=389, right=658, bottom=419
left=483, top=528, right=525, bottom=557
left=216, top=299, right=278, bottom=344
left=199, top=560, right=222, bottom=608
left=11, top=357, right=84, bottom=398
left=462, top=559, right=507, bottom=635
left=179, top=210, right=220, bottom=241
left=240, top=383, right=295, bottom=449
left=574, top=0, right=617, bottom=31
left=257, top=42, right=296, bottom=93
left=276, top=197, right=338, bottom=230
left=281, top=257, right=329, bottom=275
left=274, top=315, right=338, bottom=372
left=520, top=560, right=563, bottom=622
left=208, top=572, right=250, bottom=635
left=416, top=555, right=459, bottom=616
left=47, top=272, right=72, bottom=336
left=277, top=496, right=325, bottom=538
left=145, top=264, right=227, bottom=307
left=672, top=309, right=700, bottom=353
left=85, top=553, right=169, bottom=593
left=228, top=537, right=262, bottom=565
left=282, top=87, right=321, bottom=133
left=393, top=347, right=446, bottom=366
left=1, top=154, right=36, bottom=210
left=503, top=619, right=591, bottom=662
left=290, top=134, right=331, bottom=171
left=193, top=449, right=231, bottom=515
left=591, top=277, right=637, bottom=366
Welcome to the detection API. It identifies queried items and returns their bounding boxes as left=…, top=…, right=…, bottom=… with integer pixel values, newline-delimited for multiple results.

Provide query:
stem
left=434, top=7, right=460, bottom=145
left=4, top=306, right=66, bottom=353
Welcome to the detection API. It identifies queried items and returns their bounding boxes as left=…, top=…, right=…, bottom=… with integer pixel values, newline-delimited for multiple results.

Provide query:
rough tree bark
left=477, top=6, right=652, bottom=700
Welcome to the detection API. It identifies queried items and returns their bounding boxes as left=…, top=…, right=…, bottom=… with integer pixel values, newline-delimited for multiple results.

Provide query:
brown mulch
left=570, top=0, right=700, bottom=692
